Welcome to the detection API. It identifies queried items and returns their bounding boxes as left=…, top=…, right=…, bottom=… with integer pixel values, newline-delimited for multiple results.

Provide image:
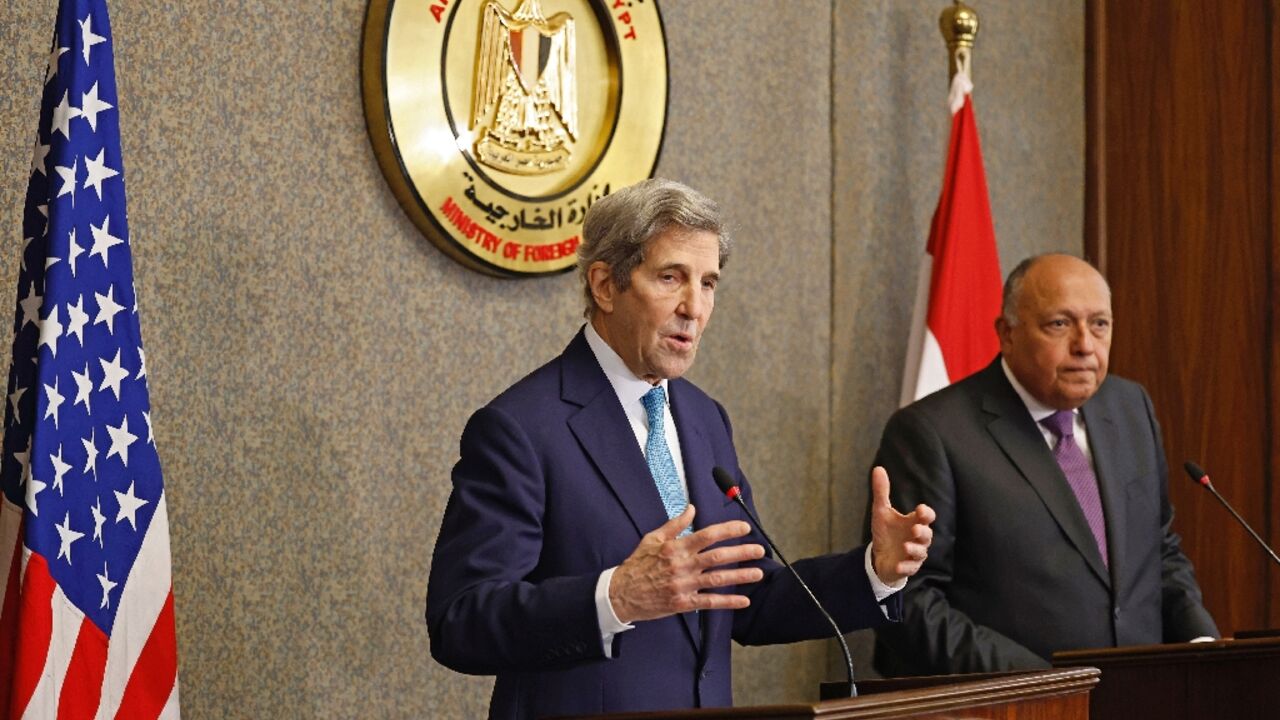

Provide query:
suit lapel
left=561, top=332, right=702, bottom=653
left=671, top=379, right=729, bottom=531
left=1081, top=385, right=1129, bottom=591
left=980, top=362, right=1111, bottom=588
left=562, top=331, right=670, bottom=540
left=668, top=379, right=714, bottom=653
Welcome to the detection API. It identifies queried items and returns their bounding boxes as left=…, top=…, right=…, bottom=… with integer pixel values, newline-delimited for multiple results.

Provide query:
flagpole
left=940, top=1, right=979, bottom=82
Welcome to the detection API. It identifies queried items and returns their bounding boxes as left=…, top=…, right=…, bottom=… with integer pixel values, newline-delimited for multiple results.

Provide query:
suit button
left=1113, top=607, right=1121, bottom=621
left=700, top=670, right=711, bottom=679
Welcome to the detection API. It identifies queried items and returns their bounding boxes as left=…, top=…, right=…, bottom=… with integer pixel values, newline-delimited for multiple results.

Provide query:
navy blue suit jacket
left=427, top=330, right=897, bottom=719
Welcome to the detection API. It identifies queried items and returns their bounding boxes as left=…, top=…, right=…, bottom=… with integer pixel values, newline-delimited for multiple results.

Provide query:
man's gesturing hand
left=609, top=505, right=766, bottom=624
left=869, top=465, right=936, bottom=586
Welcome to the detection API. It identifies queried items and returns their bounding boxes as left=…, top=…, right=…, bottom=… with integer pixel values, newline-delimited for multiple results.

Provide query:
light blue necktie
left=641, top=386, right=689, bottom=535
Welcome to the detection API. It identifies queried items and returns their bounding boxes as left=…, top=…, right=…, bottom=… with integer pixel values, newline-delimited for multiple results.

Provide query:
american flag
left=0, top=0, right=180, bottom=717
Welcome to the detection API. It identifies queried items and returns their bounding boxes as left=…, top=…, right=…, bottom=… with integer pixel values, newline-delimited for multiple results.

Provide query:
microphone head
left=1183, top=461, right=1210, bottom=487
left=712, top=466, right=739, bottom=498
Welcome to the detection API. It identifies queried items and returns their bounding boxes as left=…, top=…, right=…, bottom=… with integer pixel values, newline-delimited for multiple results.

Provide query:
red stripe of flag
left=8, top=553, right=56, bottom=719
left=113, top=589, right=177, bottom=719
left=56, top=618, right=108, bottom=720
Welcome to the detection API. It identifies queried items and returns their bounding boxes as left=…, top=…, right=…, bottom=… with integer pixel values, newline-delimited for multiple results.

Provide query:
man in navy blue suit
left=427, top=179, right=935, bottom=719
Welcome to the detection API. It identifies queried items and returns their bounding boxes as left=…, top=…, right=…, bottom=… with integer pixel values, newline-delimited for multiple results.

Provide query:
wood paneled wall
left=1086, top=0, right=1278, bottom=635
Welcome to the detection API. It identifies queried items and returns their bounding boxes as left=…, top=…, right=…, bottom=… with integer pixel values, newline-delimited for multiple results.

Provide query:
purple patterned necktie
left=1041, top=410, right=1109, bottom=568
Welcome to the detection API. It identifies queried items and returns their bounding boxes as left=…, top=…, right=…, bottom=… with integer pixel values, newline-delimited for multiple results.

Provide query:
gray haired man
left=427, top=178, right=935, bottom=718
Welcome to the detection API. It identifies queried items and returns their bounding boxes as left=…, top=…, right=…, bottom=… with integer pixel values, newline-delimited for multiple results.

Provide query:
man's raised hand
left=609, top=505, right=766, bottom=624
left=869, top=466, right=936, bottom=586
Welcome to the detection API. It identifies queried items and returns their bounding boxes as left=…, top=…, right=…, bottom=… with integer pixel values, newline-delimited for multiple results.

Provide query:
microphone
left=1183, top=461, right=1280, bottom=567
left=712, top=466, right=857, bottom=699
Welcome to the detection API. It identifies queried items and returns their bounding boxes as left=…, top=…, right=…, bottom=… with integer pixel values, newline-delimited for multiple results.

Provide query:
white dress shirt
left=583, top=324, right=901, bottom=656
left=1000, top=359, right=1093, bottom=462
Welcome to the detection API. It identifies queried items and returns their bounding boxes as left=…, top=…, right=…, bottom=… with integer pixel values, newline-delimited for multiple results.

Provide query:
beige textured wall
left=0, top=0, right=1081, bottom=717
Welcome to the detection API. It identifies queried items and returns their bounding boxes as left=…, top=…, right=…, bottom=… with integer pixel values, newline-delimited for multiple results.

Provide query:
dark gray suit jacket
left=872, top=358, right=1216, bottom=675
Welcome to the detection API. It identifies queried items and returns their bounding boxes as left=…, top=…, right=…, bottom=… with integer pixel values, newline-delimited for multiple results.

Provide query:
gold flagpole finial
left=939, top=1, right=979, bottom=81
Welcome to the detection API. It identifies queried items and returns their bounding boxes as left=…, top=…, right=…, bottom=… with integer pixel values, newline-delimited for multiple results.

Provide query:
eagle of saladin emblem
left=471, top=0, right=577, bottom=175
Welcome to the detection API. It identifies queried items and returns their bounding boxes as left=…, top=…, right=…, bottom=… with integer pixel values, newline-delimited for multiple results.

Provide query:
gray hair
left=1000, top=253, right=1110, bottom=326
left=577, top=178, right=731, bottom=318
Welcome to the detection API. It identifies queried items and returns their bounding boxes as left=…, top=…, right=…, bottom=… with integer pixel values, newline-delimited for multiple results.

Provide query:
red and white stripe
left=900, top=55, right=1003, bottom=406
left=0, top=494, right=177, bottom=720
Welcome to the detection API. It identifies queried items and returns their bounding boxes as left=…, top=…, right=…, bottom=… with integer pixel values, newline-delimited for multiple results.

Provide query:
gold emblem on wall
left=472, top=0, right=577, bottom=175
left=361, top=0, right=668, bottom=277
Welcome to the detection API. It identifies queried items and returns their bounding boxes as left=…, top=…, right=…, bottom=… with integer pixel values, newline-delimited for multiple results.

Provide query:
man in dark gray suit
left=873, top=253, right=1217, bottom=675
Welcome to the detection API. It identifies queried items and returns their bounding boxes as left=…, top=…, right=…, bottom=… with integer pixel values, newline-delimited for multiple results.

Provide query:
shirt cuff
left=1189, top=636, right=1216, bottom=643
left=596, top=567, right=634, bottom=658
left=864, top=541, right=907, bottom=601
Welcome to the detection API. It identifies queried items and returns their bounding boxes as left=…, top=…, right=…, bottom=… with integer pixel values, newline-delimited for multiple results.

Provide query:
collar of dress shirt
left=1000, top=358, right=1097, bottom=462
left=583, top=322, right=670, bottom=412
left=1000, top=356, right=1074, bottom=423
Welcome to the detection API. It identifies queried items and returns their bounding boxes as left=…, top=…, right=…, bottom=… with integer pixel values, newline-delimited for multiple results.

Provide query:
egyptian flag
left=899, top=58, right=1003, bottom=406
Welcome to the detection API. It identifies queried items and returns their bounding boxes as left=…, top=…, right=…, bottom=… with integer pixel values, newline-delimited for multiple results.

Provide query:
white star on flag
left=89, top=215, right=123, bottom=268
left=83, top=147, right=118, bottom=201
left=113, top=480, right=147, bottom=531
left=72, top=363, right=94, bottom=414
left=26, top=475, right=48, bottom=517
left=67, top=227, right=85, bottom=277
left=91, top=498, right=106, bottom=546
left=105, top=415, right=137, bottom=467
left=93, top=284, right=124, bottom=334
left=50, top=90, right=80, bottom=141
left=96, top=562, right=117, bottom=608
left=13, top=438, right=31, bottom=487
left=66, top=294, right=90, bottom=346
left=80, top=82, right=113, bottom=131
left=37, top=305, right=64, bottom=357
left=18, top=282, right=41, bottom=329
left=45, top=44, right=68, bottom=85
left=79, top=15, right=107, bottom=65
left=98, top=349, right=129, bottom=401
left=54, top=157, right=78, bottom=203
left=55, top=512, right=85, bottom=563
left=8, top=386, right=26, bottom=425
left=50, top=444, right=72, bottom=496
left=81, top=428, right=99, bottom=478
left=42, top=377, right=65, bottom=429
left=31, top=138, right=50, bottom=177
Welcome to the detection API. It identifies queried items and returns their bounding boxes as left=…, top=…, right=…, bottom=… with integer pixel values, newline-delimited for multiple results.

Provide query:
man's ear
left=588, top=261, right=616, bottom=314
left=995, top=316, right=1013, bottom=351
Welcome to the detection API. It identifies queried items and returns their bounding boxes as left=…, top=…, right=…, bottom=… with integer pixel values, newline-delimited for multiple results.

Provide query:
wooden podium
left=1053, top=636, right=1280, bottom=720
left=562, top=667, right=1098, bottom=719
